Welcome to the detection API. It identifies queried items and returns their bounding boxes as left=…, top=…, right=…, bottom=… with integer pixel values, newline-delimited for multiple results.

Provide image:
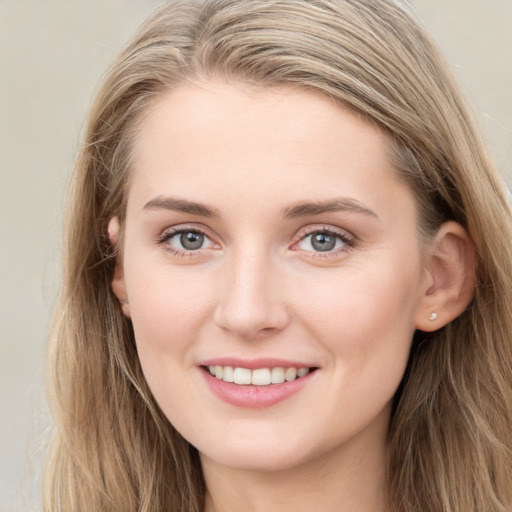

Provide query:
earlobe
left=415, top=221, right=475, bottom=332
left=108, top=217, right=131, bottom=318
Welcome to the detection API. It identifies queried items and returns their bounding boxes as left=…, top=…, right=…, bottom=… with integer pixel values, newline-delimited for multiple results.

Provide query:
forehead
left=133, top=81, right=386, bottom=156
left=127, top=81, right=412, bottom=220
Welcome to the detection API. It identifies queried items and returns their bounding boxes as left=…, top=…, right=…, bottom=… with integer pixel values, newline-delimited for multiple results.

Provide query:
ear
left=415, top=221, right=475, bottom=332
left=108, top=217, right=130, bottom=318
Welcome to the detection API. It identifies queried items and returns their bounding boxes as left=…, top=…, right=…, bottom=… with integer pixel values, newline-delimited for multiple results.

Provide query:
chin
left=196, top=429, right=321, bottom=474
left=202, top=447, right=310, bottom=473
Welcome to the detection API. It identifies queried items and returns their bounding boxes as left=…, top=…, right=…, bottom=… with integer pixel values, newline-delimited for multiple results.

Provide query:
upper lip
left=199, top=357, right=318, bottom=370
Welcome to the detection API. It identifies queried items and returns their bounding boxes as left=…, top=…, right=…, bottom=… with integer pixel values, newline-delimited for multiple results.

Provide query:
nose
left=213, top=248, right=290, bottom=339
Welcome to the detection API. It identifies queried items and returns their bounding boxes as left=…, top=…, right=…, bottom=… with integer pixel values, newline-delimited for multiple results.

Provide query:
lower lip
left=200, top=368, right=316, bottom=408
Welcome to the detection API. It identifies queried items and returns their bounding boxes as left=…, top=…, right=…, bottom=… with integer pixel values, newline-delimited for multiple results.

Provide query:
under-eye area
left=202, top=365, right=319, bottom=386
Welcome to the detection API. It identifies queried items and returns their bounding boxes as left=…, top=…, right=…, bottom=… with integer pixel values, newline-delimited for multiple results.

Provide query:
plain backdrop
left=0, top=1, right=510, bottom=511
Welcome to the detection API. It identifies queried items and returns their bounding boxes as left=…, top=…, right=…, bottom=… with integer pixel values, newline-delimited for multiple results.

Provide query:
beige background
left=0, top=1, right=510, bottom=511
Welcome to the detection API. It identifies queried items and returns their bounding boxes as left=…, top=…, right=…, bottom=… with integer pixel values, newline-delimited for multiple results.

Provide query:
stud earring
left=429, top=312, right=437, bottom=321
left=121, top=298, right=129, bottom=304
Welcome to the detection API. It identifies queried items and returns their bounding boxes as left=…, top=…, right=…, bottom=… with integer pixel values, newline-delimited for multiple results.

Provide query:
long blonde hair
left=44, top=1, right=512, bottom=511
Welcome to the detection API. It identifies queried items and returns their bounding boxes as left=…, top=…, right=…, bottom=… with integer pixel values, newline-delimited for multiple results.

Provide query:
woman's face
left=115, top=82, right=430, bottom=472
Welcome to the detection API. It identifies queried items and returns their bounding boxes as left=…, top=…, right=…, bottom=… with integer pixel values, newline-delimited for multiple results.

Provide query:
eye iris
left=180, top=231, right=204, bottom=250
left=311, top=232, right=336, bottom=252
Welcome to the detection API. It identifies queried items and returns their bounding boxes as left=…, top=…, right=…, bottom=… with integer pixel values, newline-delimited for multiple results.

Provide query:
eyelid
left=158, top=222, right=214, bottom=239
left=294, top=224, right=354, bottom=240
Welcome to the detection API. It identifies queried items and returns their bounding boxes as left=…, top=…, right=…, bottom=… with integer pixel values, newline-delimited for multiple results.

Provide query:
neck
left=201, top=415, right=391, bottom=512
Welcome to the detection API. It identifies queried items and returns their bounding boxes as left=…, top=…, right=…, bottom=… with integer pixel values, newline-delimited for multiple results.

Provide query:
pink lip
left=199, top=362, right=318, bottom=409
left=201, top=357, right=315, bottom=370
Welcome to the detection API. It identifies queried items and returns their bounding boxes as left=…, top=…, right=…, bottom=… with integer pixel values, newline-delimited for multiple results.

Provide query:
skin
left=110, top=81, right=473, bottom=512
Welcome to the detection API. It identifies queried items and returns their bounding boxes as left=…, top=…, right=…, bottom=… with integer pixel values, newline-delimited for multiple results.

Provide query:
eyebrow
left=281, top=198, right=378, bottom=220
left=143, top=195, right=378, bottom=220
left=143, top=196, right=220, bottom=218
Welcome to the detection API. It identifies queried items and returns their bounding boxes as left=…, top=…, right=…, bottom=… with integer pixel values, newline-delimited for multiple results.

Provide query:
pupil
left=180, top=231, right=204, bottom=250
left=311, top=233, right=335, bottom=252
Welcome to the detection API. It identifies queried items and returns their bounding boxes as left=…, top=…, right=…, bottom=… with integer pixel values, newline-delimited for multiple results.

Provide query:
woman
left=44, top=1, right=512, bottom=511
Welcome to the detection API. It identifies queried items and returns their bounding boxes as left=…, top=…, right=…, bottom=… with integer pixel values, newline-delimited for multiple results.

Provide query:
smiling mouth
left=202, top=365, right=317, bottom=386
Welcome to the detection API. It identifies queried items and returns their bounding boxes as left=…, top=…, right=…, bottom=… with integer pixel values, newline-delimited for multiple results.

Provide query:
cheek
left=293, top=263, right=420, bottom=441
left=124, top=259, right=217, bottom=370
left=294, top=257, right=420, bottom=376
left=124, top=263, right=220, bottom=426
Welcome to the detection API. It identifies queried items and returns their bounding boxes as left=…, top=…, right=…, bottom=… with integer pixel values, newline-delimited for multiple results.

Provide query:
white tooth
left=285, top=367, right=297, bottom=381
left=208, top=365, right=215, bottom=375
left=214, top=365, right=223, bottom=379
left=297, top=368, right=309, bottom=378
left=222, top=366, right=234, bottom=383
left=252, top=368, right=271, bottom=386
left=270, top=367, right=285, bottom=384
left=233, top=367, right=252, bottom=385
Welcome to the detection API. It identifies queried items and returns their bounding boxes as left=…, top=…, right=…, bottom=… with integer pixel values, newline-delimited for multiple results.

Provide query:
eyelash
left=155, top=225, right=356, bottom=259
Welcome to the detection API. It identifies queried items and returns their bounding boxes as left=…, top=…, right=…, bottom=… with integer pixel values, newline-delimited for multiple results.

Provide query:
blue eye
left=177, top=231, right=204, bottom=250
left=162, top=229, right=215, bottom=252
left=296, top=230, right=351, bottom=253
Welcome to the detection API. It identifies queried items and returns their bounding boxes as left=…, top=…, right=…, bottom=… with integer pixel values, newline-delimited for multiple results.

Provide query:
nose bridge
left=214, top=241, right=288, bottom=338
